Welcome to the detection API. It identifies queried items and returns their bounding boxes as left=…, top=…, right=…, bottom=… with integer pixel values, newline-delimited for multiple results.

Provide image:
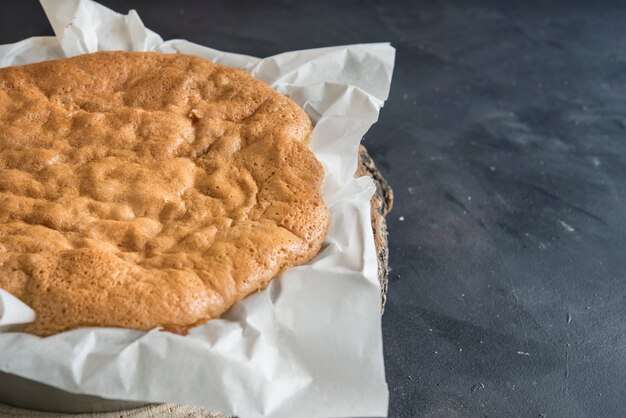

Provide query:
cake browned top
left=0, top=51, right=329, bottom=336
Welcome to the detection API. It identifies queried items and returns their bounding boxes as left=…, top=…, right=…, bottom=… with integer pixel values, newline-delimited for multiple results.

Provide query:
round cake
left=0, top=51, right=330, bottom=336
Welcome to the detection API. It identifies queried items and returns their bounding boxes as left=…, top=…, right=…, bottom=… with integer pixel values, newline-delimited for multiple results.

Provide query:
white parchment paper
left=0, top=1, right=395, bottom=417
left=0, top=290, right=36, bottom=332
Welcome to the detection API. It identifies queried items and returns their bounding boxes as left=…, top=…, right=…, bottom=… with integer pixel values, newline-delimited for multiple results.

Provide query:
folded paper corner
left=0, top=289, right=36, bottom=329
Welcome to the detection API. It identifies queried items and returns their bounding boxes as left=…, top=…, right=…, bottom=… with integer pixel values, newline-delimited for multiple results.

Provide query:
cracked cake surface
left=0, top=51, right=330, bottom=336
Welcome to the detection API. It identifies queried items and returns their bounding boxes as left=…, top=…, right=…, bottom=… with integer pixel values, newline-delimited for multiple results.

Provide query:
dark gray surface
left=2, top=1, right=626, bottom=417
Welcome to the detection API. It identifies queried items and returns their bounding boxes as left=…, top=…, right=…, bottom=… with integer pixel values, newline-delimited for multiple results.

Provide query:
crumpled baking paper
left=0, top=1, right=395, bottom=417
left=0, top=290, right=36, bottom=332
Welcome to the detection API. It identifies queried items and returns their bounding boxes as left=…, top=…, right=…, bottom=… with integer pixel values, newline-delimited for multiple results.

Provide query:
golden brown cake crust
left=0, top=51, right=330, bottom=336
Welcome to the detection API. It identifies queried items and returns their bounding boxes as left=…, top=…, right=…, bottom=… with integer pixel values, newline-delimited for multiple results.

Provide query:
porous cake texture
left=0, top=52, right=330, bottom=336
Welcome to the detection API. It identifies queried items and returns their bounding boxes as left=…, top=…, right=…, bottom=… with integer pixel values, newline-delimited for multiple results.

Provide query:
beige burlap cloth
left=0, top=146, right=392, bottom=418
